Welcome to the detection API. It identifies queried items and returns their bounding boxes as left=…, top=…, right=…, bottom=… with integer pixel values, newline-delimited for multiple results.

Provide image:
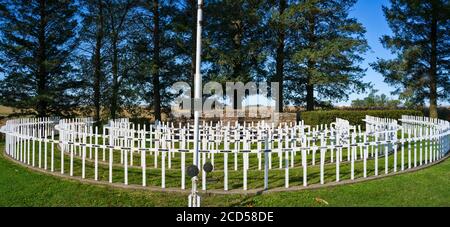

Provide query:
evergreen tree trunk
left=232, top=18, right=243, bottom=111
left=429, top=2, right=438, bottom=119
left=93, top=0, right=104, bottom=125
left=306, top=11, right=316, bottom=111
left=306, top=74, right=314, bottom=111
left=234, top=90, right=239, bottom=110
left=110, top=36, right=119, bottom=120
left=275, top=0, right=286, bottom=113
left=232, top=60, right=243, bottom=111
left=152, top=0, right=162, bottom=121
left=106, top=0, right=134, bottom=120
left=37, top=0, right=48, bottom=117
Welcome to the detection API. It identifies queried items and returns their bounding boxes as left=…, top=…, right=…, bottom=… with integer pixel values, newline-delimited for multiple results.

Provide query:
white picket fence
left=1, top=115, right=449, bottom=192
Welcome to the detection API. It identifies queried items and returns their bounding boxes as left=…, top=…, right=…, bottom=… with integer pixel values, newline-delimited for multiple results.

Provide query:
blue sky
left=337, top=0, right=395, bottom=105
left=246, top=0, right=397, bottom=107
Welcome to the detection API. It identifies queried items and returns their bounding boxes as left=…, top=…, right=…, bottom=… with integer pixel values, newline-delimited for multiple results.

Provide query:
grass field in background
left=0, top=106, right=13, bottom=117
left=1, top=142, right=449, bottom=207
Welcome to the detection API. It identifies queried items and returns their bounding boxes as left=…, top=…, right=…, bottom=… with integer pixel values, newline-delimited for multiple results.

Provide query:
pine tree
left=0, top=0, right=81, bottom=117
left=288, top=0, right=369, bottom=110
left=273, top=0, right=287, bottom=113
left=172, top=0, right=197, bottom=118
left=104, top=0, right=136, bottom=119
left=204, top=0, right=269, bottom=110
left=132, top=0, right=183, bottom=120
left=267, top=0, right=296, bottom=113
left=372, top=0, right=450, bottom=118
left=151, top=0, right=162, bottom=121
left=78, top=0, right=106, bottom=125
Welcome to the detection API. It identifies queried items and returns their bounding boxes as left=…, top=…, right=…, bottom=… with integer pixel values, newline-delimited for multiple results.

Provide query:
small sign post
left=187, top=165, right=200, bottom=207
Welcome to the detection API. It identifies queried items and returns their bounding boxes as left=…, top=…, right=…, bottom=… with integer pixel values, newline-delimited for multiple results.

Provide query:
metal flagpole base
left=188, top=176, right=201, bottom=207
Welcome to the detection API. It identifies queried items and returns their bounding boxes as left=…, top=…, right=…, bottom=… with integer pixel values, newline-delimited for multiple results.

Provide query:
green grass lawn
left=1, top=141, right=449, bottom=207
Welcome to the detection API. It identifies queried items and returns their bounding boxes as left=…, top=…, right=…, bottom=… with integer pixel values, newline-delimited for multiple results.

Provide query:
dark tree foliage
left=131, top=0, right=184, bottom=120
left=266, top=0, right=298, bottom=112
left=104, top=0, right=137, bottom=120
left=74, top=0, right=184, bottom=121
left=171, top=0, right=197, bottom=117
left=351, top=89, right=402, bottom=110
left=78, top=0, right=107, bottom=125
left=0, top=0, right=81, bottom=117
left=372, top=0, right=450, bottom=118
left=271, top=0, right=287, bottom=113
left=204, top=0, right=269, bottom=109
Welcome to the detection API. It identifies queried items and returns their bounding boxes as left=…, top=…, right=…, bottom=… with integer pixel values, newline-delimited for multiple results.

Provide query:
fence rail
left=1, top=115, right=449, bottom=192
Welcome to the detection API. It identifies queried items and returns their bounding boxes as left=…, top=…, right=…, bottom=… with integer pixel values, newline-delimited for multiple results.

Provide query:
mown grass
left=1, top=141, right=449, bottom=207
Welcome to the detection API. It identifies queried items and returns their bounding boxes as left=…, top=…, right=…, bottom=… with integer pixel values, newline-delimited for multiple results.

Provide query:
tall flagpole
left=188, top=0, right=203, bottom=208
left=194, top=0, right=203, bottom=168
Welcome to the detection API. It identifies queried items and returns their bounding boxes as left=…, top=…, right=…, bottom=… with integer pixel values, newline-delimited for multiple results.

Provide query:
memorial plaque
left=187, top=165, right=199, bottom=178
left=203, top=162, right=213, bottom=173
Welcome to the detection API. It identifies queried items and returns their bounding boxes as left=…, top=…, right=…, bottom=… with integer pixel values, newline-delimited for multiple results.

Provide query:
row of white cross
left=1, top=115, right=449, bottom=191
